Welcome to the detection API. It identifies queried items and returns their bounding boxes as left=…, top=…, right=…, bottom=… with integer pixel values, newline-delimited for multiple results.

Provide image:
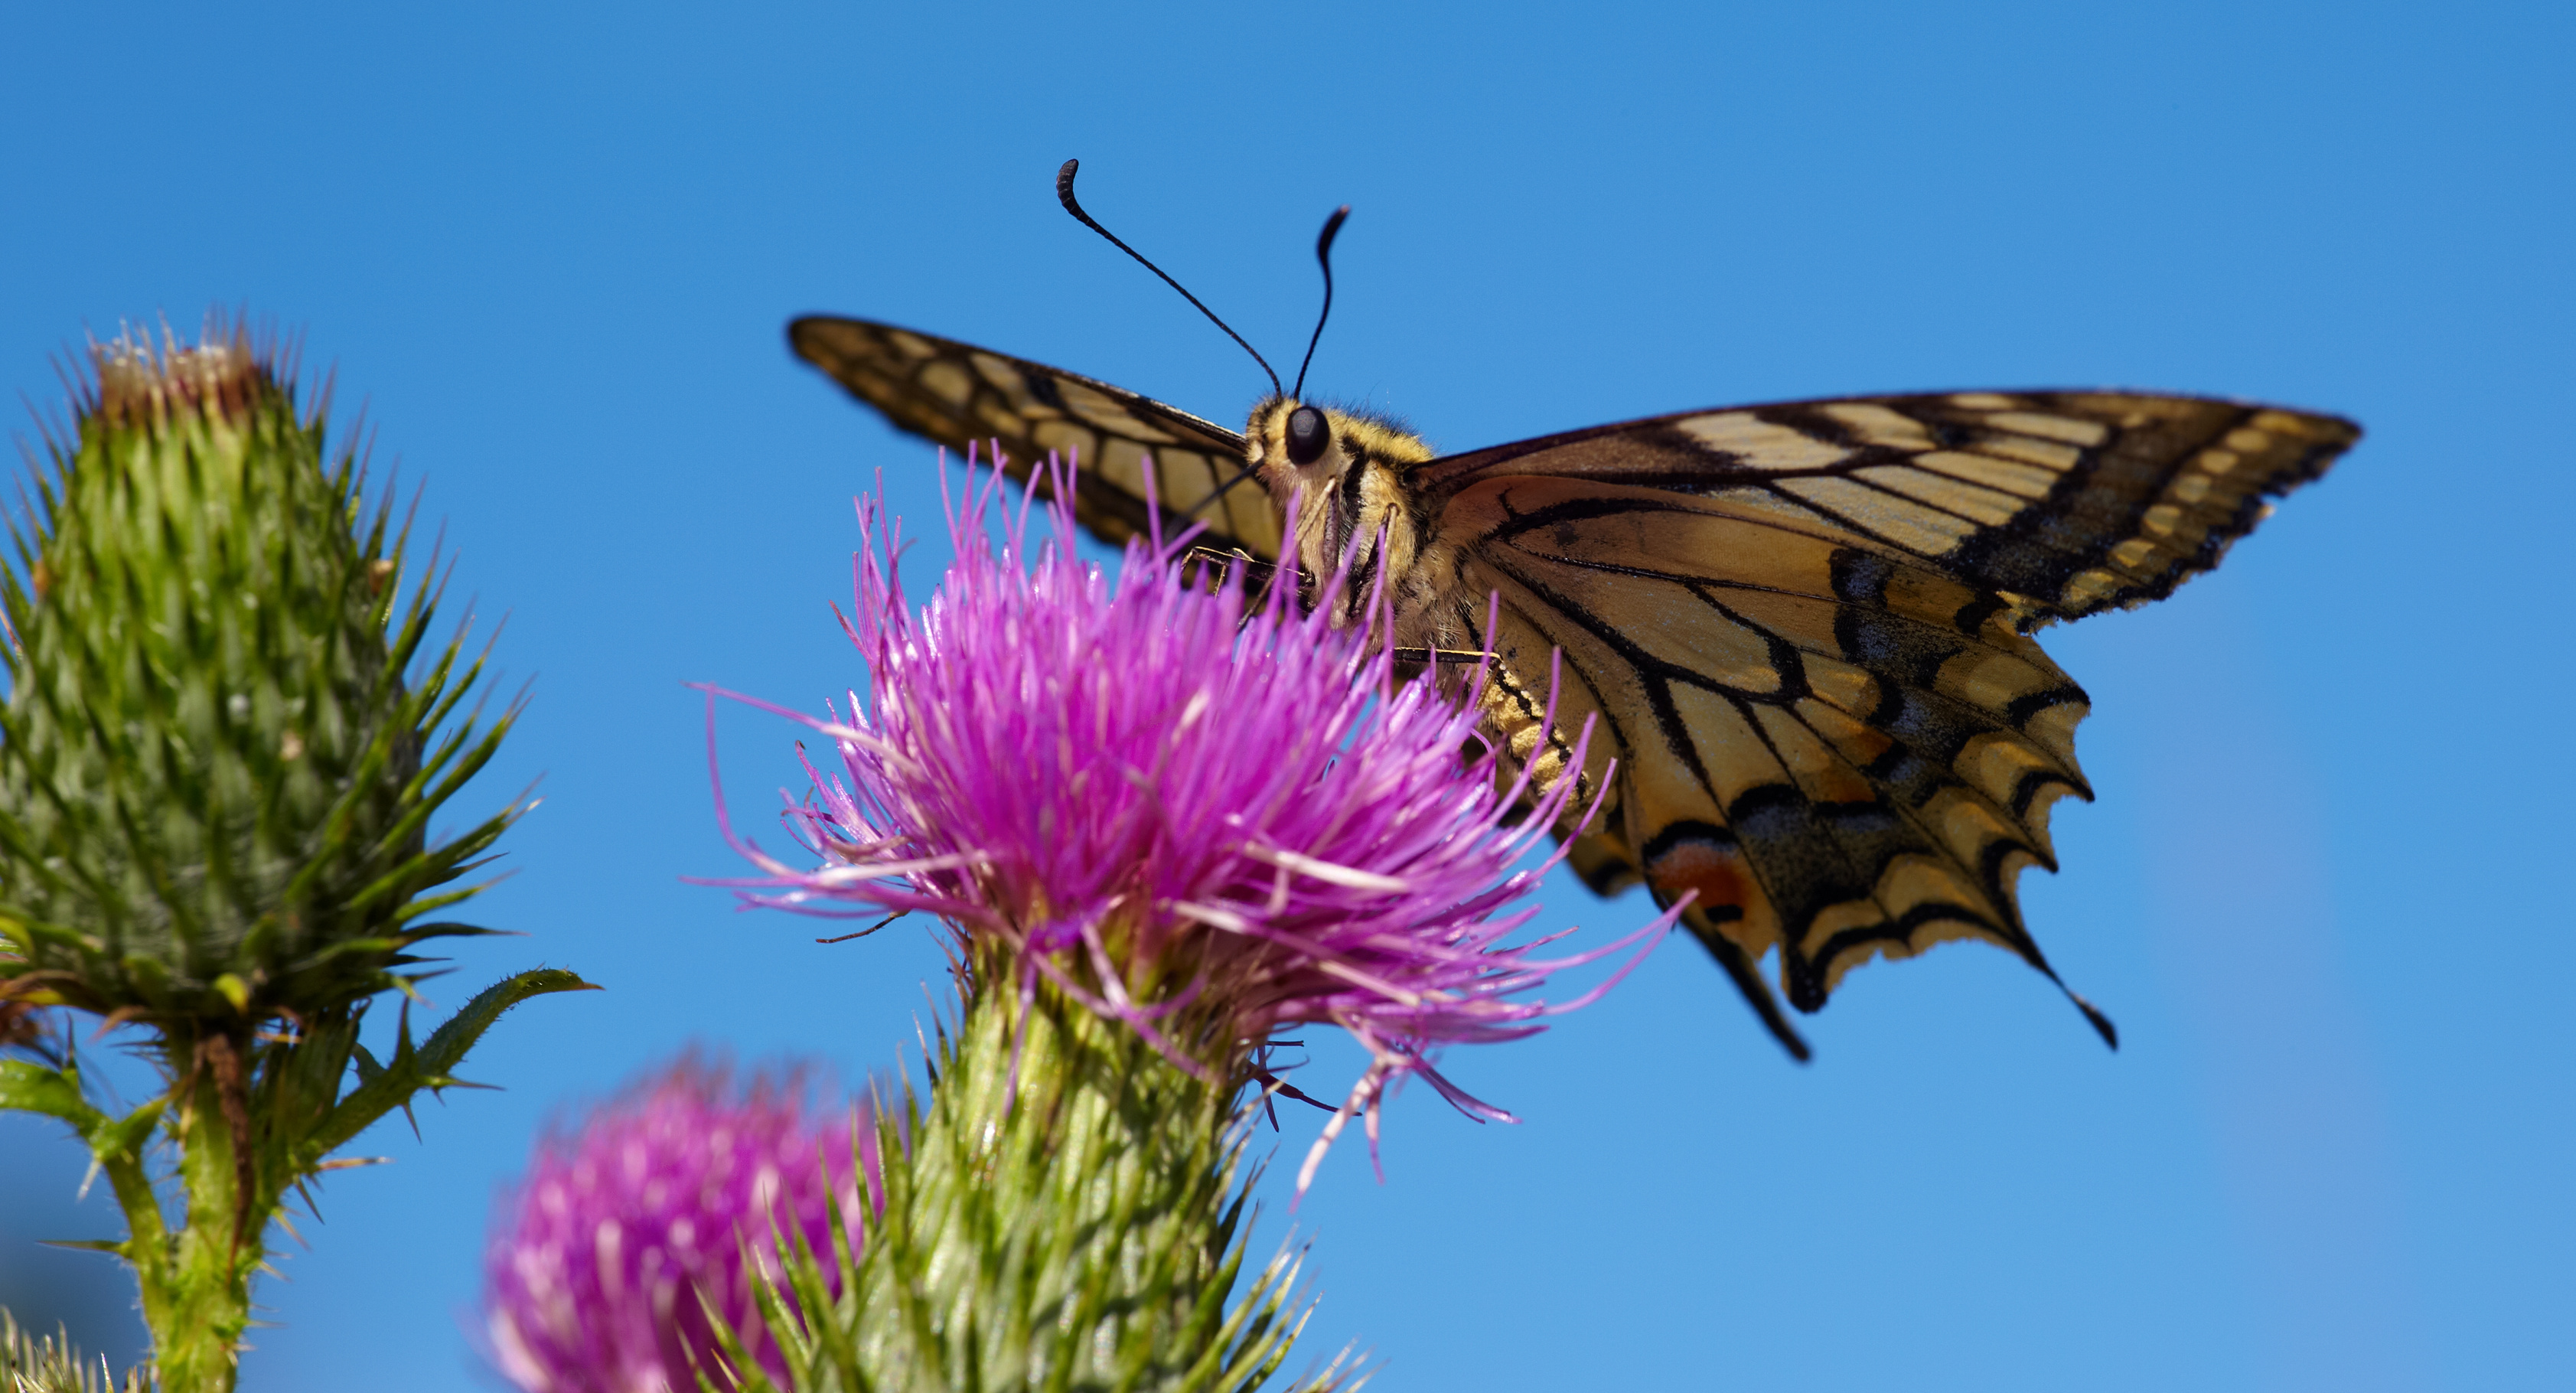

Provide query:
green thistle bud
left=0, top=318, right=590, bottom=1393
left=0, top=321, right=518, bottom=1024
left=736, top=980, right=1357, bottom=1393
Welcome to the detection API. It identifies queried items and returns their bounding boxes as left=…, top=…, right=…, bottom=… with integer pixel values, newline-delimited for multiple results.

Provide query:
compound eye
left=1284, top=405, right=1332, bottom=466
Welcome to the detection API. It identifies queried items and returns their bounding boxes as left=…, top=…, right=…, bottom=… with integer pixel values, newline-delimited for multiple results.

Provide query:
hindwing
left=1416, top=392, right=2358, bottom=1054
left=789, top=316, right=1283, bottom=558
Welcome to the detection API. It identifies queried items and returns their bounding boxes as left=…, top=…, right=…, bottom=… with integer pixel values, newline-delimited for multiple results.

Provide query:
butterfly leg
left=1391, top=647, right=1495, bottom=665
left=1182, top=545, right=1279, bottom=602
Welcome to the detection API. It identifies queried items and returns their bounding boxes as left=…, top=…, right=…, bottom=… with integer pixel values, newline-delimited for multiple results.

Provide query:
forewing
left=1419, top=391, right=2357, bottom=1049
left=1415, top=390, right=2358, bottom=628
left=789, top=315, right=1283, bottom=559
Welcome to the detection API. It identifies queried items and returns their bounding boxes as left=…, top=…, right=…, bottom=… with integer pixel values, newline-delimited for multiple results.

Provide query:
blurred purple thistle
left=482, top=1060, right=875, bottom=1393
left=706, top=454, right=1684, bottom=1192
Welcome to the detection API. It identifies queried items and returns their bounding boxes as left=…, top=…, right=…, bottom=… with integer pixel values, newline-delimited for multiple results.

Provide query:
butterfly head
left=1247, top=397, right=1436, bottom=599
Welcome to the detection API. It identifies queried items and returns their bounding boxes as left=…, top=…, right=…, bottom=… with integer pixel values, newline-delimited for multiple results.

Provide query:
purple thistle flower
left=710, top=457, right=1684, bottom=1191
left=482, top=1060, right=874, bottom=1393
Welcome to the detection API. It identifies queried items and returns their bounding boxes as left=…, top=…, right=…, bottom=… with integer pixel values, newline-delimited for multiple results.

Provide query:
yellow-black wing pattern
left=1415, top=392, right=2359, bottom=1056
left=789, top=316, right=1283, bottom=559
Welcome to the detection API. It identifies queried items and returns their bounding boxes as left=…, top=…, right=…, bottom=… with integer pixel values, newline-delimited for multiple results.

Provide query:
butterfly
left=786, top=161, right=2360, bottom=1060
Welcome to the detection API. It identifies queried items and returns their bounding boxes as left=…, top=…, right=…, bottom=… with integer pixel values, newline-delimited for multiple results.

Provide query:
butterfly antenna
left=1057, top=158, right=1281, bottom=396
left=1291, top=205, right=1349, bottom=400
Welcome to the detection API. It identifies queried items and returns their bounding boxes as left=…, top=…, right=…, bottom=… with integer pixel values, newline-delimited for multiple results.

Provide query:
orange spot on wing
left=1648, top=837, right=1753, bottom=915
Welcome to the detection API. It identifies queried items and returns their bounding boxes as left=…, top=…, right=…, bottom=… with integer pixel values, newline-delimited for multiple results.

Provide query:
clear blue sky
left=3, top=4, right=2569, bottom=1390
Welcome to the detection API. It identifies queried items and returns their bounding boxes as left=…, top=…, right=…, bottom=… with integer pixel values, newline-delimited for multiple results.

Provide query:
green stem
left=0, top=968, right=590, bottom=1391
left=139, top=1039, right=259, bottom=1393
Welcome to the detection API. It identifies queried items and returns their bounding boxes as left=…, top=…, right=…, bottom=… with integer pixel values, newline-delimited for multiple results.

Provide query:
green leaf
left=301, top=966, right=596, bottom=1164
left=0, top=1060, right=105, bottom=1136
